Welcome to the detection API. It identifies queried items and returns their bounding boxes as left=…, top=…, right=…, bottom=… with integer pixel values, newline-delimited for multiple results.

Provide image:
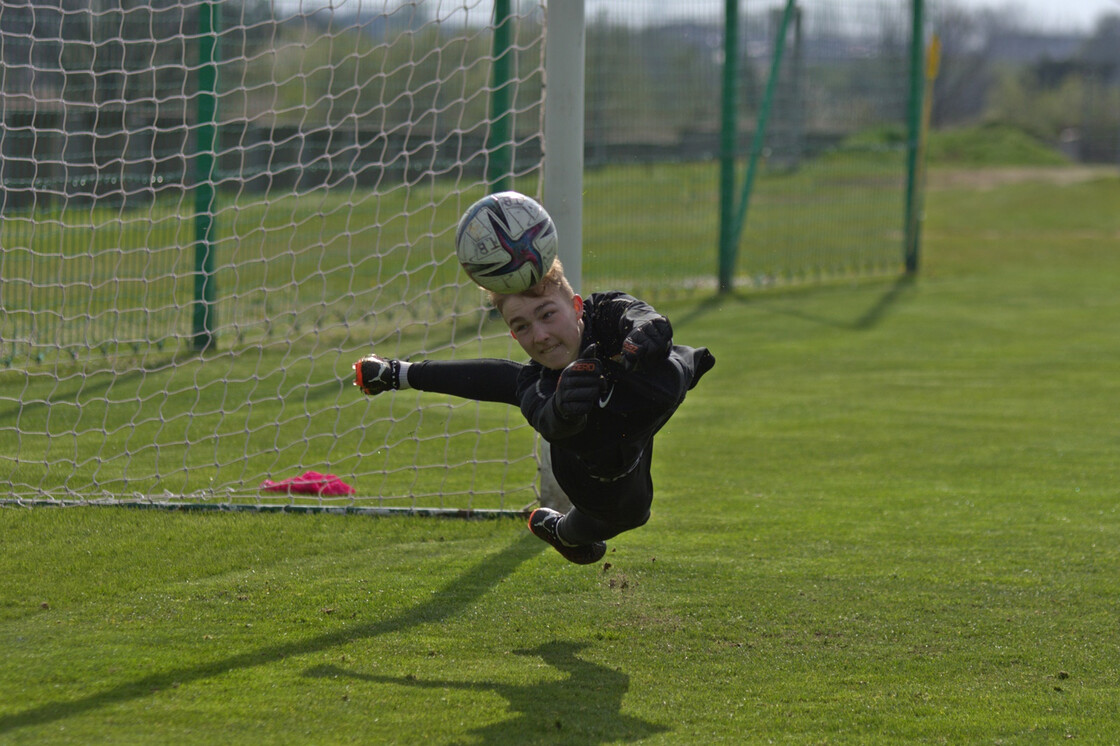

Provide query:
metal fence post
left=904, top=0, right=926, bottom=275
left=486, top=0, right=513, bottom=193
left=193, top=0, right=219, bottom=351
left=718, top=0, right=740, bottom=293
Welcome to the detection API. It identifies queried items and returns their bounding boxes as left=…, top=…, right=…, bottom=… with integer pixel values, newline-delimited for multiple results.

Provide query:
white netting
left=0, top=1, right=546, bottom=510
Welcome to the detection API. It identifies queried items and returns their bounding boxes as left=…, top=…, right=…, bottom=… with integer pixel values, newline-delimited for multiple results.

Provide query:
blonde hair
left=487, top=259, right=574, bottom=314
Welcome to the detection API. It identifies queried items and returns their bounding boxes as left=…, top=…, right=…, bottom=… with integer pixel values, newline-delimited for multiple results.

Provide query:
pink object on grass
left=260, top=471, right=356, bottom=496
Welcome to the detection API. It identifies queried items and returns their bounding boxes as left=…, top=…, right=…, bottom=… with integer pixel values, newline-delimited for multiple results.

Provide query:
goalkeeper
left=354, top=260, right=714, bottom=565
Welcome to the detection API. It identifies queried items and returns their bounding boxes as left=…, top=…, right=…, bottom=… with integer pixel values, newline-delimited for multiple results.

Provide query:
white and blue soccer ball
left=455, top=191, right=558, bottom=294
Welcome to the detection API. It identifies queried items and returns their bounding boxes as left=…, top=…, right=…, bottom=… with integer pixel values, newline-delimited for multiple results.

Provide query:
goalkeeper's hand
left=619, top=316, right=672, bottom=371
left=354, top=354, right=401, bottom=395
left=552, top=358, right=602, bottom=420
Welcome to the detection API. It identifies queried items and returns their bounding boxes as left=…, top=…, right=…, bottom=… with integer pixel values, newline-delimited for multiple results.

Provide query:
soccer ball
left=455, top=191, right=558, bottom=294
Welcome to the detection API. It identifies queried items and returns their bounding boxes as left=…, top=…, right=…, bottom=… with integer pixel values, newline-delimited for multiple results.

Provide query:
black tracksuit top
left=406, top=291, right=714, bottom=503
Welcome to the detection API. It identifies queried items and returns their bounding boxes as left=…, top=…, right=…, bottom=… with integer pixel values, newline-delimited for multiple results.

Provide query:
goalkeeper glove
left=354, top=354, right=402, bottom=395
left=619, top=316, right=672, bottom=371
left=552, top=358, right=603, bottom=420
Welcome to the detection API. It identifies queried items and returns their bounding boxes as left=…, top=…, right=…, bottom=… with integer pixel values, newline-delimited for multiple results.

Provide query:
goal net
left=2, top=0, right=924, bottom=511
left=582, top=0, right=919, bottom=296
left=1, top=1, right=546, bottom=512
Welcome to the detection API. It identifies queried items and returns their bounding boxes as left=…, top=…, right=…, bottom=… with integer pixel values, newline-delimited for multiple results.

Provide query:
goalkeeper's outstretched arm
left=354, top=354, right=522, bottom=405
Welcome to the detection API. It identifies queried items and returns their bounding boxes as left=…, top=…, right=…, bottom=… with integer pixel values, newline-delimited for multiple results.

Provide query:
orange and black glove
left=354, top=354, right=402, bottom=395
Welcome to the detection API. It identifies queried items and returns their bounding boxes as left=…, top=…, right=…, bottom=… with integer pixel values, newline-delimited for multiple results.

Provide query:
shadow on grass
left=781, top=274, right=917, bottom=331
left=0, top=369, right=149, bottom=422
left=305, top=640, right=668, bottom=744
left=675, top=274, right=916, bottom=331
left=0, top=533, right=542, bottom=736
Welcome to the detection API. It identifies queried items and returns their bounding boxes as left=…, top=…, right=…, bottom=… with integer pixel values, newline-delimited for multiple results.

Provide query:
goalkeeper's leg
left=527, top=508, right=607, bottom=565
left=556, top=504, right=651, bottom=546
left=546, top=446, right=655, bottom=545
left=526, top=500, right=649, bottom=565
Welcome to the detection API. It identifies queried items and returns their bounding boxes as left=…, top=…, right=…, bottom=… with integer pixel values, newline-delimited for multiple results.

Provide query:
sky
left=950, top=0, right=1120, bottom=30
left=587, top=0, right=1120, bottom=31
left=280, top=1, right=1120, bottom=34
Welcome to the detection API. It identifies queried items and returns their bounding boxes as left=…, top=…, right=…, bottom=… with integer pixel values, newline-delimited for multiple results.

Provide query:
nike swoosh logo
left=598, top=384, right=615, bottom=409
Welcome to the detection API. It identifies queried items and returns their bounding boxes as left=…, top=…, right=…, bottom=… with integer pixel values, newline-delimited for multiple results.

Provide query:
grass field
left=2, top=165, right=1119, bottom=743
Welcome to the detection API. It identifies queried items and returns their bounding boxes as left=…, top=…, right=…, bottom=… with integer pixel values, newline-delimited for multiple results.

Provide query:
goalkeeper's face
left=502, top=288, right=585, bottom=370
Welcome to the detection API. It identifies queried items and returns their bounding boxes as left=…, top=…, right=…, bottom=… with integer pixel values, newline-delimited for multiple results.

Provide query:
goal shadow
left=675, top=273, right=916, bottom=332
left=0, top=532, right=544, bottom=736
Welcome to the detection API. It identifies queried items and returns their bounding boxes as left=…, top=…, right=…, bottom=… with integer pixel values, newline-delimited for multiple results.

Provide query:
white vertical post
left=538, top=0, right=584, bottom=511
left=543, top=0, right=585, bottom=295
